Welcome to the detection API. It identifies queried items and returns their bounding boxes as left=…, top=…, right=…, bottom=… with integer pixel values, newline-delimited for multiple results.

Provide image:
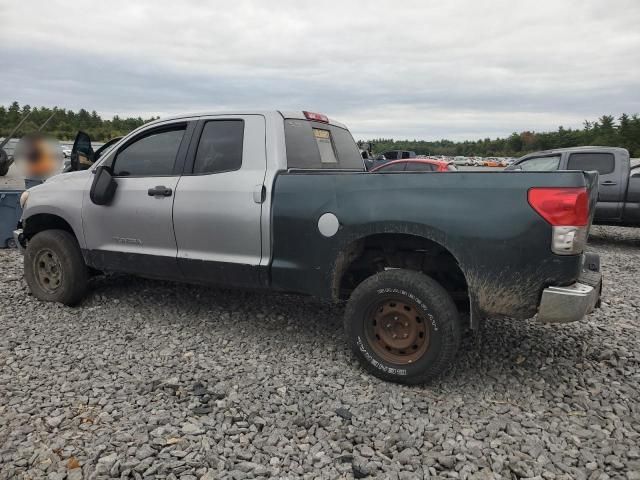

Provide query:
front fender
left=22, top=171, right=91, bottom=248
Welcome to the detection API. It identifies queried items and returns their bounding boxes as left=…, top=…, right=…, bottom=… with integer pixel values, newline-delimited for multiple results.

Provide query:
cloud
left=0, top=0, right=638, bottom=140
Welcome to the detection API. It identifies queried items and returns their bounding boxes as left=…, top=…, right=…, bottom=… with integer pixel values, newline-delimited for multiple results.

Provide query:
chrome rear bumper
left=537, top=253, right=602, bottom=323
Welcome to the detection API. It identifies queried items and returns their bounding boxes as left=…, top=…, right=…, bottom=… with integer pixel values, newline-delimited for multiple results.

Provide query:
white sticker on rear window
left=313, top=128, right=338, bottom=164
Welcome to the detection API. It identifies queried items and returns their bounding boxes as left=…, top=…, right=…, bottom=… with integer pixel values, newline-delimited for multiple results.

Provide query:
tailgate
left=584, top=170, right=599, bottom=230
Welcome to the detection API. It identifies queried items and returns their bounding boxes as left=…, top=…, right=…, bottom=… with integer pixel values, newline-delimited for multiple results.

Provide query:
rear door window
left=383, top=151, right=398, bottom=160
left=193, top=120, right=244, bottom=174
left=516, top=155, right=560, bottom=171
left=567, top=152, right=615, bottom=174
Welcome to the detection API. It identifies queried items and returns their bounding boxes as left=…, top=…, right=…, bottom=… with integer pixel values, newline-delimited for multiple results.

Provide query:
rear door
left=82, top=121, right=194, bottom=277
left=566, top=151, right=623, bottom=219
left=172, top=115, right=267, bottom=287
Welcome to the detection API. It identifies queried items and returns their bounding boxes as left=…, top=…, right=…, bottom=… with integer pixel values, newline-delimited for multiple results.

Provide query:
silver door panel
left=82, top=176, right=179, bottom=257
left=173, top=115, right=266, bottom=266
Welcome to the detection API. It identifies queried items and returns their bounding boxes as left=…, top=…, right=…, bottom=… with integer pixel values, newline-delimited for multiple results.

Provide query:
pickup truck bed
left=271, top=169, right=598, bottom=321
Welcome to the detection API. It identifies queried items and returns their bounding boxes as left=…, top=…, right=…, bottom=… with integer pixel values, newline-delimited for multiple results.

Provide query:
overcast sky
left=1, top=0, right=639, bottom=140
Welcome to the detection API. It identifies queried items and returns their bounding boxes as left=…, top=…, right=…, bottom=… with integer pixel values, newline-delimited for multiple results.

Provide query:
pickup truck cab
left=507, top=146, right=640, bottom=226
left=15, top=111, right=602, bottom=384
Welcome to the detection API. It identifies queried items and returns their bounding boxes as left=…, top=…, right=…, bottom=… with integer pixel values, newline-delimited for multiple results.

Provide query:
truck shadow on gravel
left=87, top=273, right=607, bottom=393
left=447, top=318, right=604, bottom=391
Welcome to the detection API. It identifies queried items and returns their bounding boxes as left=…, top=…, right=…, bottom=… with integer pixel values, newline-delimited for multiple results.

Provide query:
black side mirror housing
left=90, top=165, right=117, bottom=205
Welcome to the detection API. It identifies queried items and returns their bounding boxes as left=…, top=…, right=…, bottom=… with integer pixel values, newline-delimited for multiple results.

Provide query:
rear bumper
left=537, top=253, right=602, bottom=323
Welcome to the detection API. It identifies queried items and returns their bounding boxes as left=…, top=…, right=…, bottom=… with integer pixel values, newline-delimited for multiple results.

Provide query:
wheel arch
left=332, top=229, right=479, bottom=328
left=23, top=213, right=81, bottom=245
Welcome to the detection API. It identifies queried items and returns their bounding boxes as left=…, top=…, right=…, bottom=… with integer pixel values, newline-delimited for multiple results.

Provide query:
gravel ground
left=0, top=225, right=638, bottom=480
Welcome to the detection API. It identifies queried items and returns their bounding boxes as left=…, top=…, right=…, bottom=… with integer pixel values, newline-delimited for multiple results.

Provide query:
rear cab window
left=285, top=118, right=363, bottom=170
left=567, top=152, right=615, bottom=175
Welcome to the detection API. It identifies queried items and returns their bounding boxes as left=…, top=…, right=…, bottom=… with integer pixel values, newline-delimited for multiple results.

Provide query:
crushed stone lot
left=0, top=226, right=638, bottom=480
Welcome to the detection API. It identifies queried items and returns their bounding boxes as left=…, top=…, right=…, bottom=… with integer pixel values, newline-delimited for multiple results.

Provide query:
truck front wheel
left=24, top=229, right=88, bottom=306
left=344, top=269, right=461, bottom=384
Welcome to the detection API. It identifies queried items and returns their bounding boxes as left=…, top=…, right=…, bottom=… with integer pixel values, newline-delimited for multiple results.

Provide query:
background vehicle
left=371, top=158, right=456, bottom=172
left=0, top=112, right=34, bottom=176
left=15, top=110, right=601, bottom=384
left=483, top=158, right=501, bottom=167
left=62, top=134, right=122, bottom=172
left=360, top=149, right=375, bottom=170
left=369, top=150, right=417, bottom=170
left=507, top=146, right=640, bottom=226
left=380, top=150, right=417, bottom=161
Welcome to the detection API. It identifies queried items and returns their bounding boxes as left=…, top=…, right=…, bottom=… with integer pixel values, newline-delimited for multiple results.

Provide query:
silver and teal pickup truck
left=14, top=111, right=602, bottom=384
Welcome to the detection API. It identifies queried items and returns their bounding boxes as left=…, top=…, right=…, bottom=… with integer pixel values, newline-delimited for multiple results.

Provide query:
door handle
left=253, top=184, right=266, bottom=204
left=601, top=181, right=617, bottom=186
left=147, top=185, right=172, bottom=197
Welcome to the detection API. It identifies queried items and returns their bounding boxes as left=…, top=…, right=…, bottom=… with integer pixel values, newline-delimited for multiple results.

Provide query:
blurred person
left=14, top=133, right=63, bottom=188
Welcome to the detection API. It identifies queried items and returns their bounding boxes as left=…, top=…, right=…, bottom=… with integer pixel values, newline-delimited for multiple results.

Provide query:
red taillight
left=528, top=187, right=589, bottom=226
left=303, top=111, right=329, bottom=123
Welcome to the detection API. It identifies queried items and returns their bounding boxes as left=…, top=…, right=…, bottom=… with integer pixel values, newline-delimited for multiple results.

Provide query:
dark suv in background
left=507, top=146, right=640, bottom=227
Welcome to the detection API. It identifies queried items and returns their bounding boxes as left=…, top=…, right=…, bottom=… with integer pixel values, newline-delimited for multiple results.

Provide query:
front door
left=82, top=121, right=194, bottom=278
left=172, top=115, right=267, bottom=287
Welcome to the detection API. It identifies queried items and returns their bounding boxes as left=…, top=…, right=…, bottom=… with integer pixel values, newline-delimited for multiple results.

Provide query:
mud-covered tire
left=24, top=229, right=88, bottom=306
left=344, top=269, right=461, bottom=384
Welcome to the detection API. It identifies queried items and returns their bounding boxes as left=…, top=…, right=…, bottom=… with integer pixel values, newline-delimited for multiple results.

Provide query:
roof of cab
left=142, top=110, right=348, bottom=130
left=518, top=145, right=629, bottom=161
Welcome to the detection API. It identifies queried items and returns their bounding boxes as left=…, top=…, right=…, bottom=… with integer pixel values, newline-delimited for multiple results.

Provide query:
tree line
left=0, top=101, right=157, bottom=142
left=1, top=102, right=638, bottom=157
left=366, top=114, right=640, bottom=157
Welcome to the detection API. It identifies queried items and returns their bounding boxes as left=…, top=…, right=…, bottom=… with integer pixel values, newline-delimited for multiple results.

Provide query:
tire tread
left=345, top=269, right=461, bottom=384
left=24, top=229, right=88, bottom=306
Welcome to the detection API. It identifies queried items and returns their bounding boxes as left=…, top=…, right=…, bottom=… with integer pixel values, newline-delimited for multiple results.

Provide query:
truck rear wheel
left=24, top=229, right=88, bottom=306
left=344, top=269, right=461, bottom=384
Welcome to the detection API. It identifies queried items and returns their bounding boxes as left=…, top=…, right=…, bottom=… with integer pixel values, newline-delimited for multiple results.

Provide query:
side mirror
left=90, top=165, right=118, bottom=205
